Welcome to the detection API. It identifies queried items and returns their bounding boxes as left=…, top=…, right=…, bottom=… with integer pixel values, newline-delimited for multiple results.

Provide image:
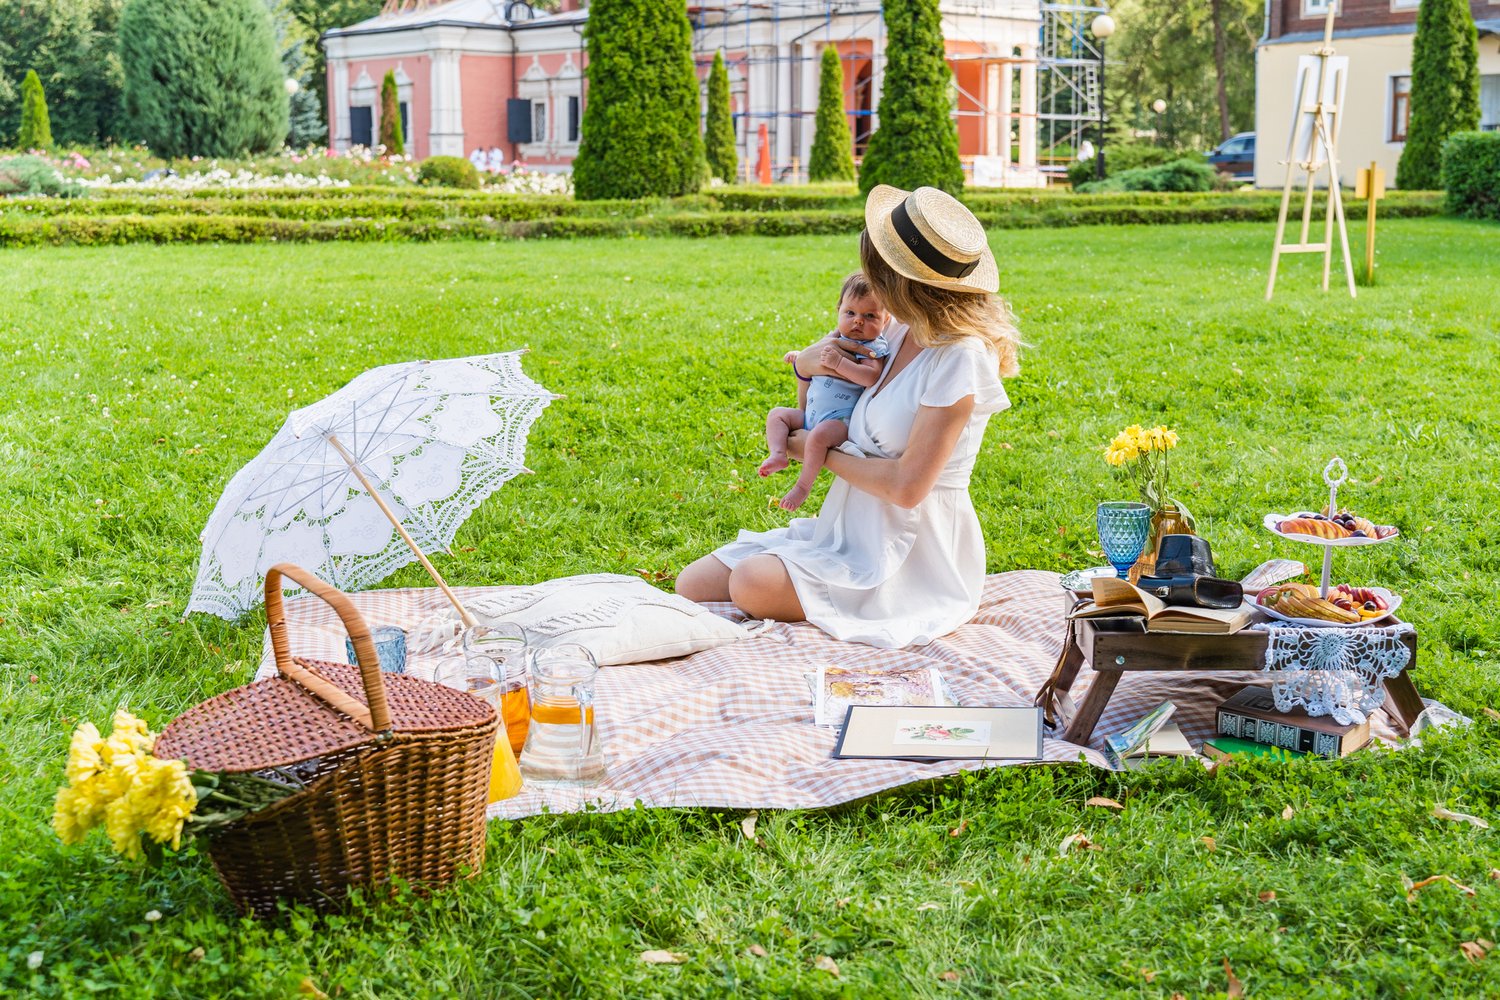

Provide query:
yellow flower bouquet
left=1103, top=424, right=1195, bottom=528
left=52, top=711, right=296, bottom=861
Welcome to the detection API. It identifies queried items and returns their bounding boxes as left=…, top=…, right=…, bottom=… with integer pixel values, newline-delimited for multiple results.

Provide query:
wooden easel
left=1266, top=7, right=1356, bottom=300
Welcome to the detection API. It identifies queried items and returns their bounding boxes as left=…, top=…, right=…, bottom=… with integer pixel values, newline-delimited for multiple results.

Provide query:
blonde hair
left=859, top=230, right=1020, bottom=378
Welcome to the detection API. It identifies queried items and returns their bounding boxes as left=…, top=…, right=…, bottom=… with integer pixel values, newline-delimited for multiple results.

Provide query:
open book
left=1074, top=576, right=1256, bottom=634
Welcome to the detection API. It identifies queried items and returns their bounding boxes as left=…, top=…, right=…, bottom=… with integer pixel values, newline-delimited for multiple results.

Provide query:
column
left=799, top=44, right=820, bottom=173
left=1018, top=46, right=1037, bottom=171
left=999, top=62, right=1013, bottom=164
left=428, top=47, right=465, bottom=157
left=331, top=59, right=351, bottom=151
left=774, top=43, right=794, bottom=176
left=984, top=62, right=1001, bottom=157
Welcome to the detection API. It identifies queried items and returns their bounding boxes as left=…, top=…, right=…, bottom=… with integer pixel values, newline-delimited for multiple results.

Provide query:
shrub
left=0, top=155, right=82, bottom=197
left=704, top=50, right=737, bottom=183
left=18, top=70, right=54, bottom=150
left=1074, top=157, right=1217, bottom=194
left=857, top=0, right=963, bottom=195
left=119, top=0, right=288, bottom=157
left=416, top=155, right=481, bottom=190
left=573, top=0, right=704, bottom=199
left=379, top=69, right=404, bottom=156
left=1067, top=143, right=1179, bottom=187
left=1397, top=0, right=1480, bottom=189
left=1441, top=130, right=1500, bottom=219
left=809, top=47, right=855, bottom=183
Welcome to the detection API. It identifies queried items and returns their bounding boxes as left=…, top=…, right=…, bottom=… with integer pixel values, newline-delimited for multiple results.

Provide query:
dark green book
left=1201, top=736, right=1306, bottom=761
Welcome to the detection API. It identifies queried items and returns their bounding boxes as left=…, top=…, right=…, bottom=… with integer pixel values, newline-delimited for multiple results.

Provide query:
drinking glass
left=1096, top=501, right=1153, bottom=580
left=462, top=623, right=532, bottom=756
left=345, top=625, right=407, bottom=674
left=518, top=643, right=605, bottom=788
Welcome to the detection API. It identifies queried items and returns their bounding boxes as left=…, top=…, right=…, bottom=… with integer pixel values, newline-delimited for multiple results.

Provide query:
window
left=567, top=96, right=580, bottom=143
left=1482, top=75, right=1500, bottom=132
left=1390, top=0, right=1420, bottom=8
left=531, top=100, right=547, bottom=143
left=1301, top=0, right=1334, bottom=16
left=1389, top=75, right=1411, bottom=142
left=399, top=102, right=410, bottom=145
left=350, top=106, right=373, bottom=148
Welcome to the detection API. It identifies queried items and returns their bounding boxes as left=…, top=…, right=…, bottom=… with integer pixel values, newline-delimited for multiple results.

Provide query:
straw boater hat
left=864, top=184, right=999, bottom=295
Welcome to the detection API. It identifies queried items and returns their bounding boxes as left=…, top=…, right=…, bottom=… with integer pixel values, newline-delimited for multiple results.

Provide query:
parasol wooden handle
left=265, top=563, right=393, bottom=733
left=324, top=433, right=478, bottom=629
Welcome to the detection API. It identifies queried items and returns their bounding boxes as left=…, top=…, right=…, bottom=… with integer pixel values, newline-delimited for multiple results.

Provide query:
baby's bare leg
left=780, top=420, right=849, bottom=511
left=760, top=407, right=804, bottom=477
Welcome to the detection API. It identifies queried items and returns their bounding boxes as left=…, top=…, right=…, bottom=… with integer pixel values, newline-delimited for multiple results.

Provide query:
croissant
left=1278, top=517, right=1350, bottom=539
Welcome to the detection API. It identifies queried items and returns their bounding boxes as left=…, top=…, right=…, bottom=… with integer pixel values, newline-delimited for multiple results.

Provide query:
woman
left=675, top=185, right=1021, bottom=648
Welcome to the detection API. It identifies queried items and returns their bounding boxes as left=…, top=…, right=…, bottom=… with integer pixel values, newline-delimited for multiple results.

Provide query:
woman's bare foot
left=779, top=483, right=810, bottom=510
left=759, top=453, right=788, bottom=477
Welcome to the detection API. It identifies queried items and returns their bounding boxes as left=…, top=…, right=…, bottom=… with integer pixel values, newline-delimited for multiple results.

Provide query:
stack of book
left=1212, top=685, right=1371, bottom=760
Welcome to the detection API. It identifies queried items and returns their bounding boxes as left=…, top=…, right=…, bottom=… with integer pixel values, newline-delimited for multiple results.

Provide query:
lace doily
left=1253, top=622, right=1415, bottom=726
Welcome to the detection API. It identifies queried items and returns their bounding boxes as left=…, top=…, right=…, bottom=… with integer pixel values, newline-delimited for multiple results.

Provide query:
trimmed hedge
left=0, top=193, right=1444, bottom=247
left=417, top=155, right=481, bottom=189
left=1441, top=130, right=1500, bottom=220
left=1074, top=157, right=1218, bottom=194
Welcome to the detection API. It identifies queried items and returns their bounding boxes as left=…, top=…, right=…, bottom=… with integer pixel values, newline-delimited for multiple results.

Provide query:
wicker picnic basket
left=155, top=563, right=497, bottom=917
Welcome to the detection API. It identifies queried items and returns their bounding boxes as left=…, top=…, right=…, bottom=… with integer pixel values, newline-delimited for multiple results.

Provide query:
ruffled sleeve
left=918, top=339, right=1010, bottom=415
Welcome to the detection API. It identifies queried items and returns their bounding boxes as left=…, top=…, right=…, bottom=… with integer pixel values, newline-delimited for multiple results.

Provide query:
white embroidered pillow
left=417, top=573, right=748, bottom=666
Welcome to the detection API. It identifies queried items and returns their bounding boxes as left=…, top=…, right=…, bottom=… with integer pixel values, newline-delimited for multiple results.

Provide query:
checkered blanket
left=256, top=570, right=1407, bottom=819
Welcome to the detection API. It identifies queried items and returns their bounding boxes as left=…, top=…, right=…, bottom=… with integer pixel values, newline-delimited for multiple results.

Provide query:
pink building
left=324, top=0, right=1054, bottom=185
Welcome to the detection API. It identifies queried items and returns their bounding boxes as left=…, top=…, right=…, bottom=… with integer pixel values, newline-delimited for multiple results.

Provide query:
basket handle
left=265, top=563, right=393, bottom=734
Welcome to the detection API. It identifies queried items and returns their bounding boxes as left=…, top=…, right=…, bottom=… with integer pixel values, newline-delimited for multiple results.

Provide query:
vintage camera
left=1136, top=534, right=1244, bottom=610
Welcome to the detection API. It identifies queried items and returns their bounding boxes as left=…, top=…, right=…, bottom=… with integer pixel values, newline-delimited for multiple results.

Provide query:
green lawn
left=3, top=218, right=1499, bottom=997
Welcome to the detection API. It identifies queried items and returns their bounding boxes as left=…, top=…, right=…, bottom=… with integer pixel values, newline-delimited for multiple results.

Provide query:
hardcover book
left=1216, top=685, right=1371, bottom=759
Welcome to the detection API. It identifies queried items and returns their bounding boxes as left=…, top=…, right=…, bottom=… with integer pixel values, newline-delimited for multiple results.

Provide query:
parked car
left=1206, top=132, right=1255, bottom=181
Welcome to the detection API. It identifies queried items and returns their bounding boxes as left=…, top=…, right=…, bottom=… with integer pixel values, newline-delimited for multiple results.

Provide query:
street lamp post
left=1152, top=98, right=1167, bottom=147
left=1091, top=13, right=1116, bottom=181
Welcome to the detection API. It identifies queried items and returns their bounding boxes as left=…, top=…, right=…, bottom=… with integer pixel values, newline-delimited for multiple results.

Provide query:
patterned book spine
left=1216, top=710, right=1346, bottom=760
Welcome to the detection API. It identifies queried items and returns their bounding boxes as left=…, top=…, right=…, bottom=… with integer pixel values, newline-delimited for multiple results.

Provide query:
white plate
left=1264, top=512, right=1399, bottom=546
left=1059, top=565, right=1118, bottom=595
left=1256, top=587, right=1402, bottom=628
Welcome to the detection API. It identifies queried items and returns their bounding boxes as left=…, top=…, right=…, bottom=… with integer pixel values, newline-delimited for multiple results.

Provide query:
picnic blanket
left=255, top=570, right=1412, bottom=819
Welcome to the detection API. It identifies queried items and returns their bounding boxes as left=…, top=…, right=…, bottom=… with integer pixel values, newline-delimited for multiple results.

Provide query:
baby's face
left=837, top=292, right=886, bottom=342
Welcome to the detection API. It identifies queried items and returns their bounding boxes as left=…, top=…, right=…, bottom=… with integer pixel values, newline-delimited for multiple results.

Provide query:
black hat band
left=891, top=199, right=979, bottom=279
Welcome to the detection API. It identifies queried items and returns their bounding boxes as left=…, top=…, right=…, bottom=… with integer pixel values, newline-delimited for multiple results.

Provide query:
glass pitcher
left=518, top=643, right=605, bottom=787
left=461, top=623, right=529, bottom=803
left=462, top=623, right=531, bottom=756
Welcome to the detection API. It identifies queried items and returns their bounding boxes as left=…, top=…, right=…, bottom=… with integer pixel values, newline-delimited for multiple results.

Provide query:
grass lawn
left=2, top=218, right=1499, bottom=997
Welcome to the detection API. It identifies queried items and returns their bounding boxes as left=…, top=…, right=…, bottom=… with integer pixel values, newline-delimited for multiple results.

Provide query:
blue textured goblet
left=1096, top=501, right=1153, bottom=580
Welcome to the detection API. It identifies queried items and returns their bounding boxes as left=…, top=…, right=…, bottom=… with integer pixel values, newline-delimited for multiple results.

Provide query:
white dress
left=714, top=325, right=1010, bottom=648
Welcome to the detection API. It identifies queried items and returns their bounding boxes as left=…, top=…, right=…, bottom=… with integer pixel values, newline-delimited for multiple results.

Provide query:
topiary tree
left=1396, top=0, right=1480, bottom=190
left=704, top=50, right=737, bottom=183
left=120, top=0, right=288, bottom=157
left=18, top=70, right=54, bottom=150
left=808, top=47, right=855, bottom=183
left=573, top=0, right=704, bottom=200
left=857, top=0, right=963, bottom=194
left=379, top=69, right=404, bottom=155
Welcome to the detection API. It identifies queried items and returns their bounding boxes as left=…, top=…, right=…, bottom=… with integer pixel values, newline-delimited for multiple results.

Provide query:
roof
left=327, top=0, right=585, bottom=38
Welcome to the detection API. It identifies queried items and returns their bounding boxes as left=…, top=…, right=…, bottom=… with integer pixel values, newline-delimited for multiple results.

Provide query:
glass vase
left=1130, top=502, right=1195, bottom=583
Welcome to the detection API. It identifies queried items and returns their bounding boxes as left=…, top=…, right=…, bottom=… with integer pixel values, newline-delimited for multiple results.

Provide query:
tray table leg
left=1062, top=669, right=1122, bottom=746
left=1382, top=671, right=1425, bottom=735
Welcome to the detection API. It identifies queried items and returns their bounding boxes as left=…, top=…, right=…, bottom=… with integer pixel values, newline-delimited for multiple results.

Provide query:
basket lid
left=154, top=659, right=495, bottom=773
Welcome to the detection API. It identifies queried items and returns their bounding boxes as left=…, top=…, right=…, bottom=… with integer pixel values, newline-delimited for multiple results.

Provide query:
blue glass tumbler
left=1096, top=501, right=1153, bottom=580
left=345, top=625, right=408, bottom=674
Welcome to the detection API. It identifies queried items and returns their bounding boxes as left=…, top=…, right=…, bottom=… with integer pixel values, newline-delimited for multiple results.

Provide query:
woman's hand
left=786, top=429, right=807, bottom=463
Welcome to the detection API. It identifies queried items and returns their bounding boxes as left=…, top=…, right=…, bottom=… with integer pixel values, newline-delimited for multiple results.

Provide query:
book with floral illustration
left=832, top=706, right=1043, bottom=761
left=808, top=663, right=955, bottom=728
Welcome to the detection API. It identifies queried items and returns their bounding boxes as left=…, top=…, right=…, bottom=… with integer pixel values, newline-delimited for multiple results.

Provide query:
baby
left=759, top=273, right=890, bottom=511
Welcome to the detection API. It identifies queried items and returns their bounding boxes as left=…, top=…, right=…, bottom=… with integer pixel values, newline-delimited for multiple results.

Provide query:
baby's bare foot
left=759, top=454, right=788, bottom=477
left=779, top=484, right=810, bottom=510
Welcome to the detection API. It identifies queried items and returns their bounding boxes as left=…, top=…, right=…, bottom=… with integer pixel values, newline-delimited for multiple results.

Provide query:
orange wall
left=460, top=55, right=513, bottom=155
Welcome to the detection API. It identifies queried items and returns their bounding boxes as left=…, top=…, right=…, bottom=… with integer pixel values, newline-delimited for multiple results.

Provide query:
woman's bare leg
left=759, top=407, right=804, bottom=478
left=728, top=554, right=806, bottom=622
left=780, top=420, right=848, bottom=511
left=674, top=553, right=733, bottom=603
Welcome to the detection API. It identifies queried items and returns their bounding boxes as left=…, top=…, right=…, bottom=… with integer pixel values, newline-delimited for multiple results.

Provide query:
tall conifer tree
left=704, top=50, right=737, bottom=182
left=379, top=69, right=404, bottom=155
left=857, top=0, right=963, bottom=194
left=18, top=70, right=54, bottom=150
left=574, top=0, right=704, bottom=199
left=1397, top=0, right=1480, bottom=189
left=808, top=46, right=855, bottom=183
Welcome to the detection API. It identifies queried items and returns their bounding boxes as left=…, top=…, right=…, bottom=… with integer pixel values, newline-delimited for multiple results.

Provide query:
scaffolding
left=685, top=0, right=1107, bottom=183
